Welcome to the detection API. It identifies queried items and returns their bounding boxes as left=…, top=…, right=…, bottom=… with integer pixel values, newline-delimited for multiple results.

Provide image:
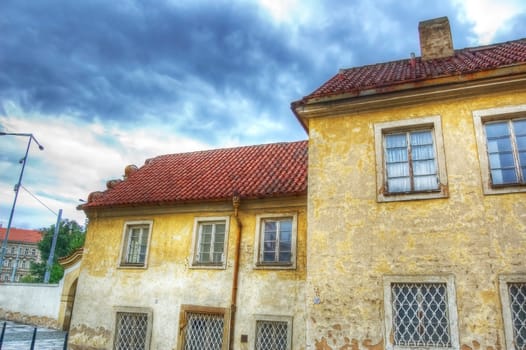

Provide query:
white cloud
left=453, top=0, right=525, bottom=44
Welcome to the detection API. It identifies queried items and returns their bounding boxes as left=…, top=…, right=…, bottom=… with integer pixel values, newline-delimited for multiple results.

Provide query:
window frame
left=499, top=275, right=526, bottom=350
left=253, top=314, right=293, bottom=350
left=190, top=216, right=230, bottom=269
left=118, top=221, right=153, bottom=269
left=374, top=116, right=448, bottom=202
left=473, top=105, right=526, bottom=195
left=383, top=275, right=459, bottom=350
left=112, top=306, right=153, bottom=350
left=178, top=304, right=230, bottom=350
left=253, top=213, right=298, bottom=270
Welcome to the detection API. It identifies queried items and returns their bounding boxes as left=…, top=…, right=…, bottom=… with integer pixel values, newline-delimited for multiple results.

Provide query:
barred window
left=384, top=276, right=459, bottom=350
left=391, top=283, right=451, bottom=347
left=179, top=305, right=229, bottom=350
left=255, top=318, right=292, bottom=350
left=113, top=310, right=152, bottom=350
left=501, top=277, right=526, bottom=350
left=120, top=222, right=152, bottom=267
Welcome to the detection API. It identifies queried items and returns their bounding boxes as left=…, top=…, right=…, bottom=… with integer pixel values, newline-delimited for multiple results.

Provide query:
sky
left=1, top=0, right=525, bottom=230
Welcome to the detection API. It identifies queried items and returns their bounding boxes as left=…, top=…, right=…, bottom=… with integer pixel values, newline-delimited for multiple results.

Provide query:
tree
left=22, top=219, right=85, bottom=283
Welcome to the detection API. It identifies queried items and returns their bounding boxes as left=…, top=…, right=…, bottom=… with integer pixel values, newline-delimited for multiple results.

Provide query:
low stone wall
left=0, top=283, right=62, bottom=329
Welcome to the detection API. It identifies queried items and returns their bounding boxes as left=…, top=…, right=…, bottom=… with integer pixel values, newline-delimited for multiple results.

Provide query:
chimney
left=418, top=16, right=454, bottom=60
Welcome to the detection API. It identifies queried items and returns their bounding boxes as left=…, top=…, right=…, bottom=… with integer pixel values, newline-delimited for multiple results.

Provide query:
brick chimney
left=418, top=16, right=454, bottom=60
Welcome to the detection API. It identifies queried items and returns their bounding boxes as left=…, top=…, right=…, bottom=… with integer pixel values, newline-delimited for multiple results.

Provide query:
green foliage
left=27, top=219, right=85, bottom=283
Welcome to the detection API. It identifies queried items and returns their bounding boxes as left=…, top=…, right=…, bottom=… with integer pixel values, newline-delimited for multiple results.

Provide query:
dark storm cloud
left=0, top=0, right=494, bottom=145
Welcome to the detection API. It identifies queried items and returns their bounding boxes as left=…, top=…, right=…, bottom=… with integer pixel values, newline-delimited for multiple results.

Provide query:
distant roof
left=83, top=141, right=308, bottom=209
left=0, top=228, right=42, bottom=244
left=298, top=38, right=526, bottom=102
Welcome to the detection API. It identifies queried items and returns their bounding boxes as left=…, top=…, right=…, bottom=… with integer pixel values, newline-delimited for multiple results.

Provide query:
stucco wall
left=70, top=197, right=307, bottom=350
left=305, top=91, right=526, bottom=349
left=0, top=282, right=61, bottom=327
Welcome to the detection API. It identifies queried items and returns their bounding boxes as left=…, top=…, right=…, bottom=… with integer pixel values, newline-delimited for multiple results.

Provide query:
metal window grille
left=260, top=218, right=293, bottom=264
left=255, top=320, right=289, bottom=350
left=184, top=312, right=224, bottom=350
left=391, top=283, right=451, bottom=347
left=508, top=283, right=526, bottom=349
left=114, top=312, right=149, bottom=350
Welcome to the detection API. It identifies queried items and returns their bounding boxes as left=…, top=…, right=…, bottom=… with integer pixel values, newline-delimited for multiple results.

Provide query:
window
left=473, top=105, right=526, bottom=194
left=254, top=315, right=292, bottom=350
left=191, top=217, right=229, bottom=268
left=113, top=307, right=152, bottom=350
left=119, top=221, right=152, bottom=268
left=24, top=248, right=29, bottom=255
left=179, top=305, right=230, bottom=350
left=31, top=248, right=36, bottom=256
left=254, top=213, right=297, bottom=269
left=374, top=116, right=448, bottom=202
left=499, top=275, right=526, bottom=350
left=383, top=276, right=459, bottom=350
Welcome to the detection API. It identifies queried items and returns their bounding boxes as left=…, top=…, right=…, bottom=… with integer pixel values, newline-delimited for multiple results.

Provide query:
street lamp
left=0, top=133, right=44, bottom=277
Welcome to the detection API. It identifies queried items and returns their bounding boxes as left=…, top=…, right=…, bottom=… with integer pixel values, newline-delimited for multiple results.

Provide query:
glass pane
left=388, top=177, right=410, bottom=192
left=489, top=152, right=515, bottom=168
left=491, top=169, right=518, bottom=184
left=413, top=159, right=436, bottom=176
left=517, top=135, right=526, bottom=151
left=410, top=130, right=433, bottom=146
left=513, top=119, right=526, bottom=135
left=215, top=223, right=225, bottom=234
left=485, top=122, right=509, bottom=138
left=487, top=138, right=513, bottom=153
left=386, top=133, right=407, bottom=148
left=412, top=144, right=435, bottom=160
left=387, top=162, right=409, bottom=177
left=386, top=148, right=408, bottom=162
left=414, top=175, right=438, bottom=191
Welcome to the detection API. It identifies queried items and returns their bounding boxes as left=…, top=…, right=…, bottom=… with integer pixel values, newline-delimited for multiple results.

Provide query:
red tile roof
left=83, top=141, right=308, bottom=208
left=0, top=228, right=42, bottom=244
left=302, top=38, right=526, bottom=101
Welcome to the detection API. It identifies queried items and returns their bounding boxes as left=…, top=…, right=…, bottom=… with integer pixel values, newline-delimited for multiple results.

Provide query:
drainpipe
left=229, top=194, right=242, bottom=350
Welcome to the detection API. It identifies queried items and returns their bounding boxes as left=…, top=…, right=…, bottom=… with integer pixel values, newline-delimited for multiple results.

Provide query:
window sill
left=254, top=262, right=296, bottom=270
left=189, top=263, right=226, bottom=270
left=377, top=186, right=448, bottom=203
left=483, top=183, right=526, bottom=195
left=118, top=264, right=147, bottom=269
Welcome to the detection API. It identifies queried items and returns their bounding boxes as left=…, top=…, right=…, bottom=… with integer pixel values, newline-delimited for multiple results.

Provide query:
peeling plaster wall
left=70, top=198, right=306, bottom=350
left=306, top=91, right=526, bottom=350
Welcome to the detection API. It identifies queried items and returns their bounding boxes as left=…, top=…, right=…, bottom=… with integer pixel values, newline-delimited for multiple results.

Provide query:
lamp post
left=0, top=133, right=44, bottom=277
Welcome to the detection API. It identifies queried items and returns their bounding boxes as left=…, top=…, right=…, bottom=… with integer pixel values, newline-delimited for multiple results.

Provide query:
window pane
left=487, top=137, right=513, bottom=153
left=410, top=131, right=433, bottom=146
left=485, top=122, right=509, bottom=138
left=256, top=320, right=288, bottom=350
left=387, top=163, right=409, bottom=177
left=513, top=119, right=526, bottom=136
left=508, top=283, right=526, bottom=349
left=412, top=144, right=434, bottom=160
left=115, top=312, right=148, bottom=350
left=386, top=134, right=407, bottom=148
left=491, top=169, right=518, bottom=185
left=489, top=152, right=516, bottom=168
left=388, top=177, right=411, bottom=192
left=413, top=159, right=436, bottom=176
left=184, top=312, right=224, bottom=350
left=386, top=148, right=408, bottom=163
left=414, top=175, right=438, bottom=191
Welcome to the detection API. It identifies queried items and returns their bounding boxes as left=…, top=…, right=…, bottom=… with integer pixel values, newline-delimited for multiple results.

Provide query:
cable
left=20, top=185, right=58, bottom=216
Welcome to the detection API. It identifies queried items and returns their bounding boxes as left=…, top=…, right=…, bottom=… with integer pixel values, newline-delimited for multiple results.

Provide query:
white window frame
left=499, top=275, right=526, bottom=350
left=253, top=213, right=297, bottom=270
left=118, top=221, right=153, bottom=268
left=112, top=306, right=153, bottom=350
left=473, top=105, right=526, bottom=195
left=383, top=275, right=459, bottom=350
left=374, top=116, right=448, bottom=202
left=190, top=216, right=230, bottom=269
left=253, top=315, right=293, bottom=350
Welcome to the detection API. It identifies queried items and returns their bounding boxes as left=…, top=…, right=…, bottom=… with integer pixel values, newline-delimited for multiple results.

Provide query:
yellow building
left=292, top=17, right=526, bottom=350
left=72, top=16, right=526, bottom=350
left=72, top=142, right=308, bottom=349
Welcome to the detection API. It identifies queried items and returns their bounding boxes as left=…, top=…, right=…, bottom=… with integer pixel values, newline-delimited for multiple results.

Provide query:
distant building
left=0, top=227, right=43, bottom=282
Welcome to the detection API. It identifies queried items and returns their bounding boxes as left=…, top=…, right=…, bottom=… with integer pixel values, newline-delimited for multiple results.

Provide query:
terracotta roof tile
left=0, top=228, right=42, bottom=244
left=304, top=38, right=526, bottom=100
left=84, top=141, right=308, bottom=208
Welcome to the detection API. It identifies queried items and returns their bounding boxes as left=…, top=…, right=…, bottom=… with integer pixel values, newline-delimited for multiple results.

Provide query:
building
left=0, top=227, right=42, bottom=282
left=292, top=17, right=526, bottom=350
left=71, top=17, right=526, bottom=350
left=71, top=142, right=308, bottom=349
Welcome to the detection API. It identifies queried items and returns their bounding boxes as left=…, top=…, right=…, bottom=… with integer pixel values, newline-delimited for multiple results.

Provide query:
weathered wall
left=0, top=282, right=61, bottom=328
left=306, top=91, right=526, bottom=349
left=70, top=197, right=307, bottom=350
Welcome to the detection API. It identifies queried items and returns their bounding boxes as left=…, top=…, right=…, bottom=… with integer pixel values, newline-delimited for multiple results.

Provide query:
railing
left=0, top=321, right=68, bottom=350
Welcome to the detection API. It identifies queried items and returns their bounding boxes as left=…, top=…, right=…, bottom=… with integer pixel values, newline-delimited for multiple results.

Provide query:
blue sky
left=1, top=0, right=525, bottom=229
